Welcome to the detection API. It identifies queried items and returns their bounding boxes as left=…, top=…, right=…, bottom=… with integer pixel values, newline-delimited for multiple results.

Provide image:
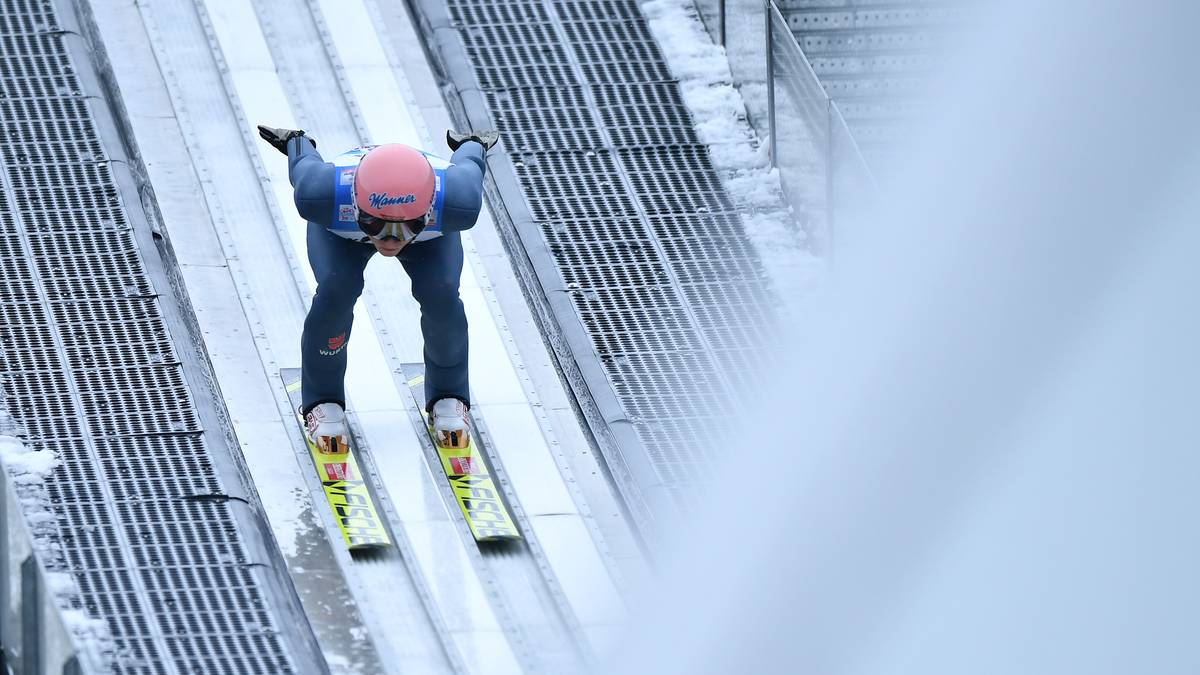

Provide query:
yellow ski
left=402, top=364, right=521, bottom=542
left=281, top=369, right=390, bottom=550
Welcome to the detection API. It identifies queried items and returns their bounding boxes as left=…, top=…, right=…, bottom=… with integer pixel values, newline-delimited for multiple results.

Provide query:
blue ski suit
left=284, top=136, right=487, bottom=414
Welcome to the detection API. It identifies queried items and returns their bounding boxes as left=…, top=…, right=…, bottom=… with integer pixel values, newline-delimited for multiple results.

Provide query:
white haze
left=613, top=1, right=1200, bottom=673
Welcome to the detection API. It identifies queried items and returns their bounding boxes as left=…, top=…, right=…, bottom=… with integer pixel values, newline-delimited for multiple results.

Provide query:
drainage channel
left=409, top=0, right=778, bottom=534
left=0, top=0, right=319, bottom=672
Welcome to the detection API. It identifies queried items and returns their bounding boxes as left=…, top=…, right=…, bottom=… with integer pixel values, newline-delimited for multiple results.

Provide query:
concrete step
left=834, top=95, right=930, bottom=121
left=808, top=51, right=939, bottom=75
left=819, top=72, right=931, bottom=99
left=795, top=26, right=951, bottom=55
left=784, top=3, right=967, bottom=33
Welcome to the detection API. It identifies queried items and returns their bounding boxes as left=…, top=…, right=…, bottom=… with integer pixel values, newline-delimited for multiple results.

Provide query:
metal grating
left=443, top=0, right=775, bottom=497
left=0, top=0, right=297, bottom=671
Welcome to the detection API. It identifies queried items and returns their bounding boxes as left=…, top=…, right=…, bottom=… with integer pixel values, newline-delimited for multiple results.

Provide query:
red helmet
left=353, top=144, right=435, bottom=223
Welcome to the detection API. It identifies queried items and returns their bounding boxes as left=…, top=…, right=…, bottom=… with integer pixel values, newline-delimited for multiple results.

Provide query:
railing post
left=718, top=0, right=726, bottom=45
left=0, top=474, right=7, bottom=668
left=826, top=99, right=835, bottom=257
left=21, top=556, right=39, bottom=675
left=765, top=0, right=777, bottom=168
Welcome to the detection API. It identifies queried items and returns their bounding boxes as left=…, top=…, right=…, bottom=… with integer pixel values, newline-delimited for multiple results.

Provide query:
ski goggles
left=356, top=210, right=427, bottom=243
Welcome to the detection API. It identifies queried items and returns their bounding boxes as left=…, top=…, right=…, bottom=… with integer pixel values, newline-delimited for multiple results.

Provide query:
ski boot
left=305, top=402, right=348, bottom=454
left=431, top=397, right=471, bottom=449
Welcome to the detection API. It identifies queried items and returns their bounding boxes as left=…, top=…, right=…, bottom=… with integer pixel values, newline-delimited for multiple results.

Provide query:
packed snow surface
left=639, top=0, right=822, bottom=315
left=0, top=433, right=59, bottom=483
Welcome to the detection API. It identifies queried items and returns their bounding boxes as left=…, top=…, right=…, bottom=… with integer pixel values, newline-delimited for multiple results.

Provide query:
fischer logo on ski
left=324, top=480, right=388, bottom=546
left=402, top=364, right=521, bottom=542
left=281, top=369, right=391, bottom=550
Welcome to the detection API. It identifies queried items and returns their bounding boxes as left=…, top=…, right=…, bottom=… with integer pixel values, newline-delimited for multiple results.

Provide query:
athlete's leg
left=399, top=232, right=469, bottom=410
left=301, top=222, right=376, bottom=412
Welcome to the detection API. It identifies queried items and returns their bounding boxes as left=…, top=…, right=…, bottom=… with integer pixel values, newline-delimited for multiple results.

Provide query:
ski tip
left=348, top=541, right=393, bottom=555
left=475, top=538, right=522, bottom=552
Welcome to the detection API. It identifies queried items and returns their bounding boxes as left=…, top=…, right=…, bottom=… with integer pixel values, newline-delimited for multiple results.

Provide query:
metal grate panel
left=558, top=18, right=653, bottom=45
left=554, top=0, right=642, bottom=23
left=467, top=44, right=576, bottom=89
left=578, top=60, right=673, bottom=84
left=439, top=0, right=779, bottom=507
left=459, top=21, right=559, bottom=48
left=590, top=81, right=687, bottom=108
left=0, top=0, right=298, bottom=671
left=449, top=1, right=550, bottom=25
left=572, top=37, right=664, bottom=64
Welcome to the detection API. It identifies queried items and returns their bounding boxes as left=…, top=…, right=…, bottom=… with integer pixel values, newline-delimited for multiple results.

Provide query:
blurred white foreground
left=614, top=1, right=1200, bottom=673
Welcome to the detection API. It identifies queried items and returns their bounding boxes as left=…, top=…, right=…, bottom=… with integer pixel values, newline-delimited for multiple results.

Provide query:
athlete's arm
left=288, top=138, right=335, bottom=227
left=439, top=141, right=488, bottom=232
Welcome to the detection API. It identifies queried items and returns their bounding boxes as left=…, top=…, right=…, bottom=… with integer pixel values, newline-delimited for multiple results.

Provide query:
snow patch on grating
left=0, top=415, right=57, bottom=485
left=1, top=409, right=116, bottom=669
left=639, top=0, right=822, bottom=317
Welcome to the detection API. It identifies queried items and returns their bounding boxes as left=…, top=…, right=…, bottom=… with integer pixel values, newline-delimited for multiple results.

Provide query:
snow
left=1, top=413, right=116, bottom=669
left=639, top=0, right=823, bottom=316
left=0, top=426, right=64, bottom=550
left=0, top=433, right=59, bottom=483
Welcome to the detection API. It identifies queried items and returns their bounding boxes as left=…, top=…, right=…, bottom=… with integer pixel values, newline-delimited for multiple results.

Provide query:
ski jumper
left=285, top=136, right=487, bottom=413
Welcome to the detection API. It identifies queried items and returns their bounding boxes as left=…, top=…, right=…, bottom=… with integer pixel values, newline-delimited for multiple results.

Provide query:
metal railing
left=696, top=0, right=875, bottom=253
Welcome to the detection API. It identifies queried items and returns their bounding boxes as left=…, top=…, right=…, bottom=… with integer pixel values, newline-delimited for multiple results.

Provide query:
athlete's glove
left=257, top=125, right=316, bottom=154
left=446, top=129, right=499, bottom=152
